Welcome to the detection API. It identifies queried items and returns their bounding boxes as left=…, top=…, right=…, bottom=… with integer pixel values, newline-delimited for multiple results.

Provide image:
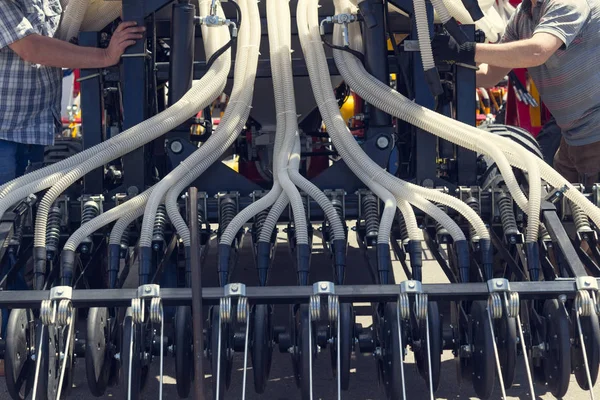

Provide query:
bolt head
left=145, top=287, right=152, bottom=293
left=495, top=281, right=503, bottom=288
left=408, top=282, right=415, bottom=289
left=170, top=140, right=183, bottom=154
left=56, top=289, right=64, bottom=295
left=376, top=135, right=390, bottom=150
left=585, top=279, right=592, bottom=286
left=320, top=282, right=328, bottom=291
left=231, top=284, right=239, bottom=292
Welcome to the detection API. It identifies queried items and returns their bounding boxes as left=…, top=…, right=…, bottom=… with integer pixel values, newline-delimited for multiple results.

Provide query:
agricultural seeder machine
left=1, top=0, right=599, bottom=398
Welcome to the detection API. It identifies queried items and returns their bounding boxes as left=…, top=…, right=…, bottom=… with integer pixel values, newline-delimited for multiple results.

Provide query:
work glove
left=431, top=35, right=476, bottom=66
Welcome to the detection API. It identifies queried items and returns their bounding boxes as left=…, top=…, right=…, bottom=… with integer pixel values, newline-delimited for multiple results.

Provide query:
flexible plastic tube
left=32, top=6, right=231, bottom=250
left=413, top=0, right=434, bottom=72
left=56, top=0, right=91, bottom=42
left=288, top=141, right=346, bottom=241
left=163, top=0, right=261, bottom=247
left=110, top=205, right=143, bottom=246
left=258, top=193, right=289, bottom=243
left=63, top=187, right=154, bottom=252
left=332, top=2, right=534, bottom=242
left=301, top=0, right=467, bottom=242
left=267, top=0, right=309, bottom=246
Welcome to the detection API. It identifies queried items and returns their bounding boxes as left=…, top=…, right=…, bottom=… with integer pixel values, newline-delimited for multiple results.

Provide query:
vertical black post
left=169, top=0, right=196, bottom=106
left=362, top=0, right=392, bottom=130
left=79, top=32, right=105, bottom=194
left=411, top=0, right=437, bottom=184
left=121, top=0, right=149, bottom=193
left=189, top=187, right=206, bottom=399
left=455, top=26, right=478, bottom=186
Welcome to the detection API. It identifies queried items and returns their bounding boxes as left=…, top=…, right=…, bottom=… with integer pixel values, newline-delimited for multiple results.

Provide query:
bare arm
left=476, top=64, right=511, bottom=88
left=9, top=22, right=144, bottom=69
left=475, top=32, right=563, bottom=68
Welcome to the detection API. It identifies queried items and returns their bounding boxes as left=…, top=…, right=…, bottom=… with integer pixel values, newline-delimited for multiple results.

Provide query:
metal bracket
left=487, top=278, right=511, bottom=293
left=137, top=284, right=161, bottom=299
left=50, top=286, right=73, bottom=301
left=576, top=277, right=599, bottom=291
left=545, top=184, right=569, bottom=204
left=400, top=280, right=423, bottom=294
left=402, top=40, right=420, bottom=52
left=225, top=283, right=247, bottom=297
left=313, top=281, right=335, bottom=295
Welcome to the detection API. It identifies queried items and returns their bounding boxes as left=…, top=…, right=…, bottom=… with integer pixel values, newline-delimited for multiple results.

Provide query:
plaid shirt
left=0, top=0, right=63, bottom=145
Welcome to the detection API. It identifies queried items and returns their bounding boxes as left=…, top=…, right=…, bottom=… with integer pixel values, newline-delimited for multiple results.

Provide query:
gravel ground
left=1, top=229, right=598, bottom=399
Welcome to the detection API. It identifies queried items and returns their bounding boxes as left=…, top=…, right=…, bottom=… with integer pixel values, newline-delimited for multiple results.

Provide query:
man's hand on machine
left=431, top=35, right=476, bottom=67
left=102, top=21, right=146, bottom=67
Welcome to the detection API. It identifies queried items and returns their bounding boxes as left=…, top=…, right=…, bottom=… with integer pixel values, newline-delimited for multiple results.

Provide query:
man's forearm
left=10, top=34, right=110, bottom=69
left=475, top=39, right=552, bottom=68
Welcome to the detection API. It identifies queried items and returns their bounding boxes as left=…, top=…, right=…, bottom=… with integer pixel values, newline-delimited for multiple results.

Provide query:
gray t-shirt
left=502, top=0, right=600, bottom=146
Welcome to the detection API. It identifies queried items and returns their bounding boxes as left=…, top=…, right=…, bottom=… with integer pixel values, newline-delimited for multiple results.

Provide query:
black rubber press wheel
left=86, top=307, right=112, bottom=396
left=415, top=301, right=443, bottom=392
left=251, top=304, right=273, bottom=394
left=296, top=304, right=315, bottom=400
left=542, top=299, right=571, bottom=398
left=5, top=309, right=35, bottom=400
left=470, top=300, right=495, bottom=399
left=175, top=306, right=193, bottom=398
left=329, top=303, right=354, bottom=391
left=496, top=313, right=518, bottom=389
left=572, top=308, right=600, bottom=390
left=381, top=302, right=404, bottom=400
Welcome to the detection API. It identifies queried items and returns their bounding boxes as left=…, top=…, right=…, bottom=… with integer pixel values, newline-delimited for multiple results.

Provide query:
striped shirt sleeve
left=0, top=1, right=37, bottom=50
left=501, top=3, right=522, bottom=43
left=535, top=0, right=590, bottom=47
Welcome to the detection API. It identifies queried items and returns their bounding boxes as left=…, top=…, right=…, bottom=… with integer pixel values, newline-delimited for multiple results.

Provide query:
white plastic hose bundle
left=334, top=0, right=537, bottom=242
left=301, top=0, right=483, bottom=244
left=63, top=187, right=154, bottom=252
left=56, top=0, right=91, bottom=42
left=160, top=0, right=262, bottom=247
left=220, top=0, right=346, bottom=247
left=261, top=0, right=309, bottom=246
left=81, top=0, right=123, bottom=33
left=31, top=7, right=232, bottom=250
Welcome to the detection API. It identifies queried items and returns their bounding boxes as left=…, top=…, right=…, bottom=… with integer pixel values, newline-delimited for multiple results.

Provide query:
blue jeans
left=0, top=139, right=45, bottom=334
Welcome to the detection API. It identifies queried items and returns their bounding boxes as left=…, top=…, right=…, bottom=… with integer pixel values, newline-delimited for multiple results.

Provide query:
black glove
left=431, top=35, right=476, bottom=65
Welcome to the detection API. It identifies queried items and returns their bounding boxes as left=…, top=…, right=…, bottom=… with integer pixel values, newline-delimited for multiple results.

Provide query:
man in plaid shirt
left=0, top=0, right=144, bottom=185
